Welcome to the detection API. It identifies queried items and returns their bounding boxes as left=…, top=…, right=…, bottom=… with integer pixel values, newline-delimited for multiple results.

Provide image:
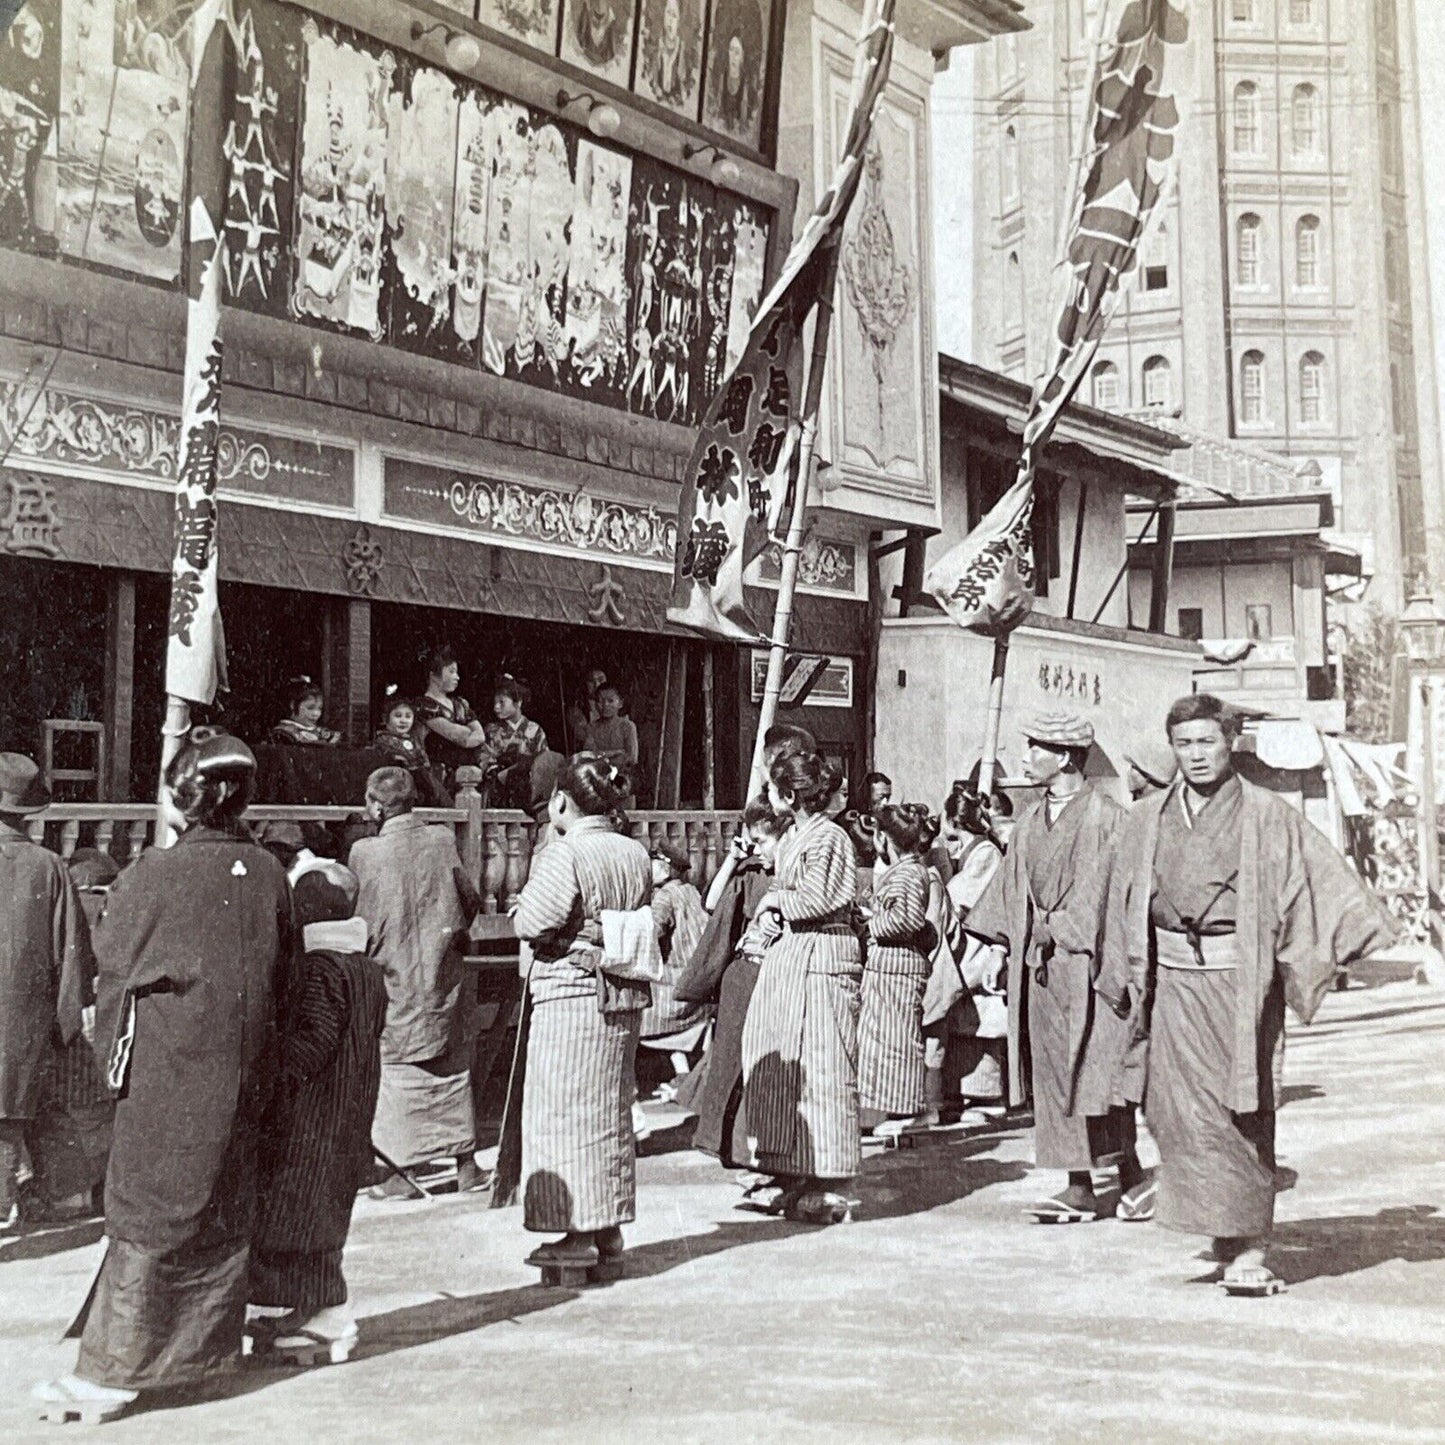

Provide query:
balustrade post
left=503, top=822, right=529, bottom=911
left=481, top=818, right=507, bottom=915
left=453, top=766, right=485, bottom=890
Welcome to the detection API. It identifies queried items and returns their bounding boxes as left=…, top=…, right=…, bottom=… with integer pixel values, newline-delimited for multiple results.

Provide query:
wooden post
left=323, top=597, right=371, bottom=744
left=863, top=532, right=884, bottom=773
left=702, top=649, right=716, bottom=809
left=1148, top=499, right=1177, bottom=635
left=747, top=243, right=843, bottom=796
left=1065, top=479, right=1089, bottom=620
left=102, top=572, right=136, bottom=801
left=656, top=641, right=688, bottom=809
left=975, top=635, right=1011, bottom=798
left=453, top=764, right=484, bottom=887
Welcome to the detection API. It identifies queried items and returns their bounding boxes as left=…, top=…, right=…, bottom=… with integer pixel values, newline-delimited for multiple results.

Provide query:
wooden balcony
left=25, top=779, right=742, bottom=923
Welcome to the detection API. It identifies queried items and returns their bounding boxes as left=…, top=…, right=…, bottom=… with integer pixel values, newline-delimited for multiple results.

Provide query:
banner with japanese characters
left=165, top=0, right=232, bottom=706
left=668, top=0, right=895, bottom=641
left=924, top=0, right=1187, bottom=636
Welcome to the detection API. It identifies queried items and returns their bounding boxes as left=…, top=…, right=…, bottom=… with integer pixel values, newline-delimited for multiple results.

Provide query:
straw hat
left=1022, top=711, right=1095, bottom=750
left=0, top=752, right=50, bottom=815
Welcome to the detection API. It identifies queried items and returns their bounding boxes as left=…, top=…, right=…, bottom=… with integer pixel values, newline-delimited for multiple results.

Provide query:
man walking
left=967, top=712, right=1144, bottom=1222
left=0, top=754, right=90, bottom=1231
left=1096, top=694, right=1394, bottom=1293
left=349, top=768, right=484, bottom=1197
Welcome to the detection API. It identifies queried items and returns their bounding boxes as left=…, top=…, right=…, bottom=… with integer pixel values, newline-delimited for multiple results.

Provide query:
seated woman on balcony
left=412, top=647, right=487, bottom=794
left=581, top=684, right=638, bottom=809
left=484, top=675, right=548, bottom=810
left=271, top=678, right=341, bottom=747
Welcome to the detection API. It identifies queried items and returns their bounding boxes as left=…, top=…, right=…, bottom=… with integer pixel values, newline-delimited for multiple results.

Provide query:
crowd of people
left=267, top=650, right=640, bottom=812
left=0, top=687, right=1398, bottom=1424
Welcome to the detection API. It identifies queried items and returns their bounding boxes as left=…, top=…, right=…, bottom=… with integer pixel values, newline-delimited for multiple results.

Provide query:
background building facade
left=971, top=0, right=1443, bottom=609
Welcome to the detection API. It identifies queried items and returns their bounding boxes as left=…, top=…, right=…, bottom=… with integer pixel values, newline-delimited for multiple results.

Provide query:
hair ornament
left=385, top=683, right=399, bottom=697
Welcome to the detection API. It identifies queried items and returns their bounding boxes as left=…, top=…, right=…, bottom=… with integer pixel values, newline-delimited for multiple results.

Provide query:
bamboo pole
left=746, top=243, right=843, bottom=799
left=975, top=636, right=1011, bottom=799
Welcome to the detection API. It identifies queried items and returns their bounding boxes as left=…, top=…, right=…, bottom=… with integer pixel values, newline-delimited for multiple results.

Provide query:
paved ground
left=3, top=978, right=1444, bottom=1444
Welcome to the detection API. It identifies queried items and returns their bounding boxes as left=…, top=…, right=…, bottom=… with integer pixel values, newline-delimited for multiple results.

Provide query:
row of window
left=1088, top=351, right=1330, bottom=426
left=1232, top=82, right=1322, bottom=157
left=1236, top=212, right=1322, bottom=287
left=1231, top=0, right=1320, bottom=25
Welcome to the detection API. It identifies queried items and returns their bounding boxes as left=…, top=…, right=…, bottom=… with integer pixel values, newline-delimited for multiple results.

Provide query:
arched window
left=1240, top=350, right=1266, bottom=424
left=1292, top=84, right=1320, bottom=155
left=1237, top=213, right=1262, bottom=286
left=1233, top=82, right=1260, bottom=154
left=1296, top=215, right=1321, bottom=287
left=1299, top=351, right=1325, bottom=424
left=1385, top=231, right=1402, bottom=307
left=1142, top=220, right=1170, bottom=291
left=1091, top=359, right=1120, bottom=410
left=1289, top=0, right=1316, bottom=23
left=1001, top=124, right=1019, bottom=208
left=1142, top=355, right=1172, bottom=410
left=1005, top=252, right=1022, bottom=333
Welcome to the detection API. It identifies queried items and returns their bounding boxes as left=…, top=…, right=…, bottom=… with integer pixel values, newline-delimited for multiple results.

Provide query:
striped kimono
left=741, top=812, right=862, bottom=1182
left=513, top=816, right=652, bottom=1234
left=858, top=859, right=934, bottom=1115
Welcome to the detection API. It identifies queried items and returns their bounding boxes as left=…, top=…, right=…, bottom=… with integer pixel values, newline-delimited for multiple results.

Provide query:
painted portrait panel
left=57, top=0, right=191, bottom=281
left=449, top=85, right=492, bottom=360
left=701, top=0, right=770, bottom=149
left=561, top=138, right=632, bottom=405
left=385, top=61, right=462, bottom=361
left=292, top=21, right=395, bottom=339
left=623, top=160, right=706, bottom=424
left=0, top=2, right=61, bottom=253
left=475, top=0, right=559, bottom=55
left=223, top=0, right=303, bottom=317
left=559, top=0, right=637, bottom=90
left=634, top=0, right=702, bottom=120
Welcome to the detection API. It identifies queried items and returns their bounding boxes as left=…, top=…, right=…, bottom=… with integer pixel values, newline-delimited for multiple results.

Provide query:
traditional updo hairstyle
left=1164, top=691, right=1240, bottom=742
left=873, top=802, right=940, bottom=859
left=944, top=781, right=992, bottom=837
left=422, top=645, right=457, bottom=685
left=557, top=752, right=631, bottom=818
left=494, top=672, right=531, bottom=712
left=769, top=748, right=843, bottom=815
left=762, top=722, right=816, bottom=767
left=741, top=793, right=790, bottom=840
left=165, top=726, right=256, bottom=830
left=286, top=675, right=323, bottom=717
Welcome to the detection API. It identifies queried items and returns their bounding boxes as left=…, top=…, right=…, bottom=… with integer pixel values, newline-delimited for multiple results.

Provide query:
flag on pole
left=668, top=0, right=896, bottom=642
left=924, top=0, right=1188, bottom=636
left=165, top=0, right=236, bottom=706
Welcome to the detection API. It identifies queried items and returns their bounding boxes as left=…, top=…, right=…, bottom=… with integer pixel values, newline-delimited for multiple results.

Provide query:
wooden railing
left=26, top=782, right=742, bottom=920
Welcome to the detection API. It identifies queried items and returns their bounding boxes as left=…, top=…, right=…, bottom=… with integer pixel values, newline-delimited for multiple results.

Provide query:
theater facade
left=0, top=0, right=1022, bottom=805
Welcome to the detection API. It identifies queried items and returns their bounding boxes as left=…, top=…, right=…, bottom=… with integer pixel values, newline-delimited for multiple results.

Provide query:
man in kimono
left=1096, top=693, right=1394, bottom=1294
left=967, top=712, right=1145, bottom=1223
left=0, top=753, right=90, bottom=1231
left=349, top=768, right=484, bottom=1197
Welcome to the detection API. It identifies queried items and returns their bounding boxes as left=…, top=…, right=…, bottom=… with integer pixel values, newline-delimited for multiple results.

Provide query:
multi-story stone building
left=970, top=0, right=1443, bottom=609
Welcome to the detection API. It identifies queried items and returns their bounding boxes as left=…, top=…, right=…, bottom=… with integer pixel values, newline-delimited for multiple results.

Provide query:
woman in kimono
left=638, top=842, right=710, bottom=1097
left=858, top=805, right=940, bottom=1136
left=513, top=755, right=652, bottom=1276
left=36, top=729, right=293, bottom=1425
left=484, top=675, right=549, bottom=810
left=741, top=749, right=861, bottom=1225
left=270, top=677, right=341, bottom=746
left=674, top=798, right=788, bottom=1170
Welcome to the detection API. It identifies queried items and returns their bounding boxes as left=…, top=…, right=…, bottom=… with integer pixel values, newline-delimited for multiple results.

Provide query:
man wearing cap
left=0, top=753, right=91, bottom=1231
left=967, top=711, right=1145, bottom=1222
left=1095, top=693, right=1395, bottom=1294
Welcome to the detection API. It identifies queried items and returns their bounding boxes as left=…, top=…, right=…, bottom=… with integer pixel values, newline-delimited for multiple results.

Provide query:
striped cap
left=1024, top=710, right=1095, bottom=749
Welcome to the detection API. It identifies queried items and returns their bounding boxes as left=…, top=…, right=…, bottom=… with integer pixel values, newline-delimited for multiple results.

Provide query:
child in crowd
left=271, top=677, right=341, bottom=746
left=638, top=841, right=711, bottom=1099
left=858, top=805, right=940, bottom=1137
left=372, top=689, right=432, bottom=777
left=485, top=675, right=548, bottom=809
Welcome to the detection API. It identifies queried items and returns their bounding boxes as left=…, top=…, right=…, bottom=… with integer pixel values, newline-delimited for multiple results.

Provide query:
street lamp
left=1399, top=593, right=1445, bottom=942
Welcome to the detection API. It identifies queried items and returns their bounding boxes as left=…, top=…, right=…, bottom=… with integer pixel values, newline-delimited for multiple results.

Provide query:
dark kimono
left=1096, top=775, right=1395, bottom=1238
left=77, top=826, right=293, bottom=1391
left=252, top=918, right=387, bottom=1315
left=0, top=822, right=91, bottom=1215
left=413, top=692, right=481, bottom=792
left=674, top=861, right=772, bottom=1167
left=968, top=785, right=1128, bottom=1170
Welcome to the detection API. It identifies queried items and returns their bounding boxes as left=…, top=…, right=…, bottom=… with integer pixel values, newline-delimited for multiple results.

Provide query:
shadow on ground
left=0, top=1218, right=104, bottom=1264
left=1271, top=1204, right=1445, bottom=1285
